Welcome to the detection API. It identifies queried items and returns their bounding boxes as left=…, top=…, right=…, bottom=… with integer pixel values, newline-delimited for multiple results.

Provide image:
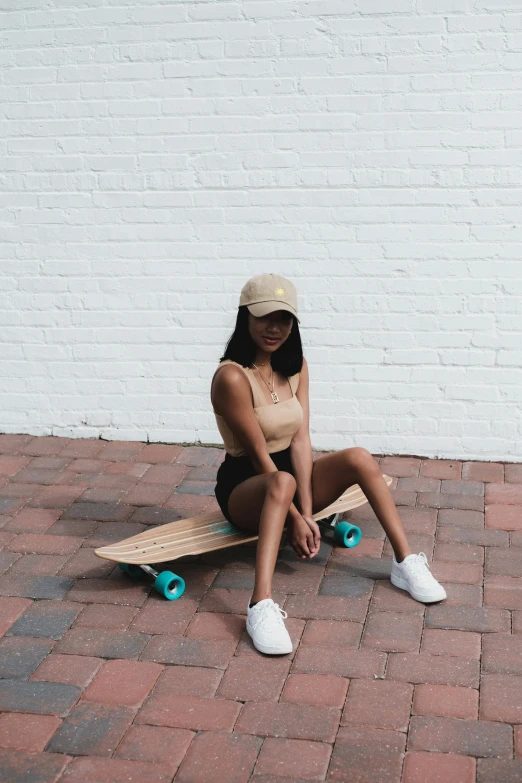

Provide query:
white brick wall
left=1, top=1, right=521, bottom=461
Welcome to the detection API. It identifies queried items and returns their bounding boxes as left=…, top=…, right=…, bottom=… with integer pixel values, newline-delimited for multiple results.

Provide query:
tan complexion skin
left=212, top=310, right=411, bottom=605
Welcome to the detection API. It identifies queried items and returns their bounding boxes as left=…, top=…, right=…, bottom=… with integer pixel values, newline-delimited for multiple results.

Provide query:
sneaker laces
left=404, top=552, right=433, bottom=582
left=253, top=600, right=288, bottom=631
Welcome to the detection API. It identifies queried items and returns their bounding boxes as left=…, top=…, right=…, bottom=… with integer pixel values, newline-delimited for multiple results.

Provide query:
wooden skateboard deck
left=95, top=475, right=392, bottom=566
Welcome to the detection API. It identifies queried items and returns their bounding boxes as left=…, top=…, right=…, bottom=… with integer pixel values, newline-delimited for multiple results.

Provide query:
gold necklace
left=252, top=363, right=279, bottom=403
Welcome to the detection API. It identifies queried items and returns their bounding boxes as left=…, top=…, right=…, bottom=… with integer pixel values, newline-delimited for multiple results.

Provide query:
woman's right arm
left=212, top=365, right=278, bottom=474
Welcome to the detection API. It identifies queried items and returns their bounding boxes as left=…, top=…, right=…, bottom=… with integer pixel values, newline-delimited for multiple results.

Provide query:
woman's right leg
left=227, top=470, right=296, bottom=604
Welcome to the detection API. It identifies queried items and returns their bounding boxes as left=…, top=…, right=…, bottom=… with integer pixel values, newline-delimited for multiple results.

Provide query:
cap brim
left=247, top=301, right=298, bottom=319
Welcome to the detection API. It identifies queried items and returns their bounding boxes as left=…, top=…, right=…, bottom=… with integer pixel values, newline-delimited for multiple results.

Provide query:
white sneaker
left=391, top=552, right=447, bottom=603
left=246, top=598, right=293, bottom=655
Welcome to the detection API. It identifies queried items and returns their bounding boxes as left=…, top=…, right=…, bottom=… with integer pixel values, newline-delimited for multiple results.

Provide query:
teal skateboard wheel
left=334, top=521, right=361, bottom=548
left=154, top=571, right=186, bottom=600
left=119, top=563, right=143, bottom=578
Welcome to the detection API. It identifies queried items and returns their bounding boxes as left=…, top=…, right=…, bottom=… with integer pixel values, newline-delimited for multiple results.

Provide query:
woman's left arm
left=290, top=358, right=313, bottom=517
left=290, top=359, right=321, bottom=554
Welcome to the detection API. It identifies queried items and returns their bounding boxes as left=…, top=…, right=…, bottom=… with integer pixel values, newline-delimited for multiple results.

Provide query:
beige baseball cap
left=239, top=273, right=298, bottom=319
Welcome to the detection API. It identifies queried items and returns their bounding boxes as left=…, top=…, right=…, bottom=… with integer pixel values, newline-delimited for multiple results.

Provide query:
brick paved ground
left=0, top=433, right=521, bottom=782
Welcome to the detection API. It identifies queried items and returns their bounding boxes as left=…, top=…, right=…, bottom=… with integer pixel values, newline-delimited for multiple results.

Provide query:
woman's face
left=248, top=310, right=293, bottom=354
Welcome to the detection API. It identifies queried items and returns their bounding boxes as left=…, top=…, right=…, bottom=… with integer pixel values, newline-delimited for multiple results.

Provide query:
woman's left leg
left=311, top=447, right=410, bottom=562
left=311, top=447, right=447, bottom=603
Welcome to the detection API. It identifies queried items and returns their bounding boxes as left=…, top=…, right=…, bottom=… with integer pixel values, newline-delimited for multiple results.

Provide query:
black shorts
left=215, top=447, right=297, bottom=523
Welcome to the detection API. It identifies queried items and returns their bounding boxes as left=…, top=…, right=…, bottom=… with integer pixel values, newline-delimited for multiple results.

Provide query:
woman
left=211, top=273, right=446, bottom=655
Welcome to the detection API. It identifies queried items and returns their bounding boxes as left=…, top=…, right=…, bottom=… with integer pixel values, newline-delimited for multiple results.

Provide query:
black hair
left=220, top=305, right=303, bottom=377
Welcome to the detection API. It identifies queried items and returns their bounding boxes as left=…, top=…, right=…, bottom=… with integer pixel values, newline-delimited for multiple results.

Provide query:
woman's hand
left=301, top=514, right=321, bottom=555
left=288, top=513, right=321, bottom=559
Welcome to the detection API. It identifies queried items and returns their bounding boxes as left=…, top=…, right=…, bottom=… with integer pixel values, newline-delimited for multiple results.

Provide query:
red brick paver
left=254, top=737, right=332, bottom=779
left=136, top=693, right=241, bottom=732
left=403, top=751, right=476, bottom=783
left=0, top=436, right=521, bottom=781
left=408, top=714, right=512, bottom=758
left=341, top=678, right=413, bottom=731
left=31, top=653, right=103, bottom=687
left=115, top=724, right=193, bottom=770
left=83, top=659, right=163, bottom=707
left=412, top=683, right=479, bottom=720
left=329, top=727, right=406, bottom=782
left=280, top=672, right=349, bottom=708
left=61, top=756, right=175, bottom=783
left=216, top=655, right=290, bottom=702
left=176, top=731, right=262, bottom=783
left=0, top=712, right=62, bottom=752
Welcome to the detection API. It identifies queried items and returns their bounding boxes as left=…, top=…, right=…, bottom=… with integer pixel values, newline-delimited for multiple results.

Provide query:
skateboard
left=95, top=475, right=392, bottom=600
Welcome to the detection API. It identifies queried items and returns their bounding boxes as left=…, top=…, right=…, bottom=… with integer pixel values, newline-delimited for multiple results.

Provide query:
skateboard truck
left=317, top=513, right=362, bottom=548
left=118, top=563, right=186, bottom=600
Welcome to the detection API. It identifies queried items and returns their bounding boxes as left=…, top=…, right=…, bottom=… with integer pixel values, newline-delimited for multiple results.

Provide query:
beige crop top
left=212, top=360, right=304, bottom=457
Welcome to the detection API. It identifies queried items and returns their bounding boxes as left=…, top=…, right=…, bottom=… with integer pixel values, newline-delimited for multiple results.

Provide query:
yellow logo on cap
left=275, top=287, right=285, bottom=296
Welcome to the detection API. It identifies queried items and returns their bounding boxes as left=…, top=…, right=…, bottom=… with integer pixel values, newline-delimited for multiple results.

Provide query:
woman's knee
left=266, top=470, right=297, bottom=501
left=343, top=447, right=379, bottom=475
